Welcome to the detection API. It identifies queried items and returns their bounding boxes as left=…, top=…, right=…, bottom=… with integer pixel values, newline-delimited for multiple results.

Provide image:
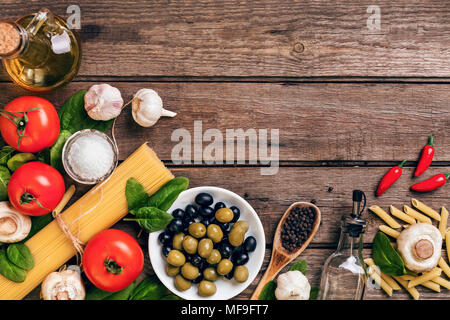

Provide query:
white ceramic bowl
left=148, top=186, right=265, bottom=300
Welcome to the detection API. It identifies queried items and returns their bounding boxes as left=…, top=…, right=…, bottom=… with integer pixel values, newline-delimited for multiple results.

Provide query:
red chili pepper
left=411, top=173, right=450, bottom=192
left=415, top=135, right=435, bottom=177
left=376, top=159, right=407, bottom=197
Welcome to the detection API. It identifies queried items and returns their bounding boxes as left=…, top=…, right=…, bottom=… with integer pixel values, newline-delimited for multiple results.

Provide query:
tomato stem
left=19, top=192, right=49, bottom=211
left=0, top=107, right=40, bottom=149
left=104, top=258, right=124, bottom=275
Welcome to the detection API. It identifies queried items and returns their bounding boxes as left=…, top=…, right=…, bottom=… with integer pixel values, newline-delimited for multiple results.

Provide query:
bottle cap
left=0, top=22, right=21, bottom=57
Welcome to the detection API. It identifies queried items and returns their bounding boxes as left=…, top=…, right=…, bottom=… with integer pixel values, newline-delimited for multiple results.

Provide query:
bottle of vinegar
left=0, top=8, right=81, bottom=92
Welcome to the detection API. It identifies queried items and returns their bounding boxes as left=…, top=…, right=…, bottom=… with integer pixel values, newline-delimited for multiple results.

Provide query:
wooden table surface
left=1, top=0, right=449, bottom=300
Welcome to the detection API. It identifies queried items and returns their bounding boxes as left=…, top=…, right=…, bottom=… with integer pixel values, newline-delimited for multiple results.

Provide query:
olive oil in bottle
left=0, top=9, right=81, bottom=92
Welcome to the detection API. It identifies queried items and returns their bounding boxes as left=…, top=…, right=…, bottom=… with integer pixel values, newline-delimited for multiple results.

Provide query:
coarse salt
left=67, top=133, right=115, bottom=182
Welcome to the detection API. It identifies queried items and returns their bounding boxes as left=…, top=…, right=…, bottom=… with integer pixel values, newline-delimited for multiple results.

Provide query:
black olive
left=214, top=202, right=226, bottom=211
left=185, top=204, right=199, bottom=219
left=172, top=208, right=185, bottom=220
left=185, top=254, right=193, bottom=263
left=192, top=274, right=204, bottom=284
left=219, top=222, right=230, bottom=232
left=224, top=269, right=235, bottom=280
left=235, top=252, right=249, bottom=265
left=190, top=254, right=203, bottom=268
left=158, top=232, right=172, bottom=245
left=201, top=218, right=211, bottom=227
left=243, top=236, right=257, bottom=253
left=199, top=206, right=214, bottom=218
left=230, top=206, right=241, bottom=222
left=168, top=218, right=184, bottom=233
left=161, top=245, right=171, bottom=257
left=218, top=242, right=233, bottom=259
left=195, top=193, right=214, bottom=207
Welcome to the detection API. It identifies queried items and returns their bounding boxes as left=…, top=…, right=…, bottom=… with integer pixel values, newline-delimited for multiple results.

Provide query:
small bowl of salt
left=62, top=129, right=118, bottom=184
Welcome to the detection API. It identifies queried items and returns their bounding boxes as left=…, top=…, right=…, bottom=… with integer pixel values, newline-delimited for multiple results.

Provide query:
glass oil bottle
left=318, top=190, right=367, bottom=300
left=0, top=9, right=81, bottom=92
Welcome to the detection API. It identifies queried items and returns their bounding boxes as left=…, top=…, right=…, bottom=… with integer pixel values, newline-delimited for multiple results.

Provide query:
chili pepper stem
left=398, top=159, right=408, bottom=168
left=428, top=135, right=434, bottom=147
left=445, top=173, right=450, bottom=179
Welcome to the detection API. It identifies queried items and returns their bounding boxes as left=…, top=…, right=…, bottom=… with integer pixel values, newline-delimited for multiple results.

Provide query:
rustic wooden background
left=1, top=0, right=449, bottom=300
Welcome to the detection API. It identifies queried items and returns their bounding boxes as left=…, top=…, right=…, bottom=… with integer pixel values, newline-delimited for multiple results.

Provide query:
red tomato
left=8, top=162, right=65, bottom=216
left=83, top=229, right=144, bottom=292
left=0, top=96, right=60, bottom=153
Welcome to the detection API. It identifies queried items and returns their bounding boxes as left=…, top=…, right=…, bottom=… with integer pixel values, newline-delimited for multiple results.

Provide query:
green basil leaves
left=372, top=231, right=406, bottom=276
left=125, top=207, right=173, bottom=233
left=0, top=166, right=10, bottom=201
left=6, top=243, right=34, bottom=270
left=146, top=177, right=189, bottom=211
left=7, top=153, right=36, bottom=171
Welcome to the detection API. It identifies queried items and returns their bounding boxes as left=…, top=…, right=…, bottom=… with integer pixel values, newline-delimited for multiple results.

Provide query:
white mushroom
left=0, top=201, right=31, bottom=243
left=275, top=270, right=311, bottom=300
left=41, top=268, right=85, bottom=300
left=397, top=223, right=442, bottom=273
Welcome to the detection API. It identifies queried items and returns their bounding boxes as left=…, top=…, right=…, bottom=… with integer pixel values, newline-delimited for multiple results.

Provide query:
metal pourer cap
left=343, top=190, right=367, bottom=237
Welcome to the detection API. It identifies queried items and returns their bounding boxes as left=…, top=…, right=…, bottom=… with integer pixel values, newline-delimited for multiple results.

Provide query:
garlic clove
left=0, top=201, right=31, bottom=243
left=41, top=269, right=85, bottom=300
left=131, top=88, right=176, bottom=127
left=85, top=84, right=124, bottom=121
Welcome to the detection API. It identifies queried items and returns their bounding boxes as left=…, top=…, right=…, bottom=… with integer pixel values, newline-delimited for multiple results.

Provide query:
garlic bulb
left=41, top=268, right=85, bottom=300
left=0, top=201, right=31, bottom=243
left=131, top=88, right=176, bottom=127
left=275, top=270, right=311, bottom=300
left=84, top=84, right=124, bottom=121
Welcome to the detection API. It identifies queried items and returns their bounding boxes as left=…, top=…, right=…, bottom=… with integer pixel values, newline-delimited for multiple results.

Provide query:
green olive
left=166, top=264, right=180, bottom=277
left=207, top=224, right=223, bottom=243
left=229, top=220, right=249, bottom=247
left=181, top=262, right=199, bottom=280
left=198, top=238, right=213, bottom=258
left=172, top=232, right=185, bottom=250
left=188, top=222, right=206, bottom=238
left=182, top=235, right=198, bottom=255
left=198, top=280, right=217, bottom=297
left=206, top=249, right=221, bottom=265
left=203, top=267, right=220, bottom=281
left=167, top=249, right=186, bottom=267
left=175, top=274, right=191, bottom=291
left=215, top=208, right=234, bottom=223
left=216, top=259, right=233, bottom=275
left=234, top=265, right=249, bottom=283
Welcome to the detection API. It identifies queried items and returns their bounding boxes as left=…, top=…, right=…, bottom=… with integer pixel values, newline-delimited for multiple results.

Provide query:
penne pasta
left=408, top=268, right=442, bottom=288
left=432, top=276, right=450, bottom=290
left=404, top=205, right=432, bottom=224
left=370, top=205, right=401, bottom=229
left=411, top=198, right=441, bottom=221
left=439, top=207, right=448, bottom=239
left=447, top=230, right=450, bottom=265
left=394, top=276, right=420, bottom=300
left=367, top=266, right=393, bottom=296
left=438, top=257, right=450, bottom=279
left=364, top=257, right=401, bottom=290
left=400, top=275, right=440, bottom=292
left=390, top=205, right=416, bottom=224
left=379, top=225, right=400, bottom=239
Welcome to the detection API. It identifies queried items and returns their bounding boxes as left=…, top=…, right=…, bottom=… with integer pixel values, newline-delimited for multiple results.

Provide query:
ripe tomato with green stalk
left=0, top=96, right=60, bottom=153
left=83, top=229, right=144, bottom=292
left=8, top=162, right=65, bottom=216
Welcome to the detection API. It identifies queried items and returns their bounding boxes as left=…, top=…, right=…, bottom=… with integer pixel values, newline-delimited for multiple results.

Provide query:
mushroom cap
left=41, top=269, right=85, bottom=300
left=397, top=223, right=442, bottom=273
left=0, top=201, right=31, bottom=243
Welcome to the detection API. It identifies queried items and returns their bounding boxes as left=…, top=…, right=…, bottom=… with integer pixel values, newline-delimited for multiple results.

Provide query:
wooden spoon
left=250, top=202, right=321, bottom=300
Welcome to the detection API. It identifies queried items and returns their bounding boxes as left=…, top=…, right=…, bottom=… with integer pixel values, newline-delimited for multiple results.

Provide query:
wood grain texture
left=1, top=0, right=450, bottom=78
left=0, top=82, right=449, bottom=162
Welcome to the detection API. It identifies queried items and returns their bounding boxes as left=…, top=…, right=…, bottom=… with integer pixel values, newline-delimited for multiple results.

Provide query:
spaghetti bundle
left=0, top=144, right=173, bottom=300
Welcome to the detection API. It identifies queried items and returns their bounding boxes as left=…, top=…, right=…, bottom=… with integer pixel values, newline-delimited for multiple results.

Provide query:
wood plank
left=1, top=82, right=449, bottom=162
left=1, top=1, right=450, bottom=78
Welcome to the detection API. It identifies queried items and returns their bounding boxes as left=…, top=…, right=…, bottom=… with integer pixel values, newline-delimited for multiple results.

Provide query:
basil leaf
left=147, top=177, right=189, bottom=211
left=36, top=148, right=51, bottom=165
left=160, top=294, right=183, bottom=300
left=6, top=243, right=34, bottom=270
left=20, top=213, right=53, bottom=243
left=309, top=286, right=319, bottom=300
left=0, top=249, right=26, bottom=283
left=50, top=130, right=72, bottom=172
left=130, top=276, right=168, bottom=300
left=0, top=166, right=10, bottom=201
left=86, top=281, right=136, bottom=300
left=372, top=232, right=406, bottom=276
left=126, top=178, right=149, bottom=212
left=258, top=280, right=277, bottom=300
left=58, top=90, right=114, bottom=133
left=7, top=153, right=36, bottom=171
left=125, top=207, right=173, bottom=233
left=0, top=146, right=15, bottom=166
left=289, top=260, right=308, bottom=274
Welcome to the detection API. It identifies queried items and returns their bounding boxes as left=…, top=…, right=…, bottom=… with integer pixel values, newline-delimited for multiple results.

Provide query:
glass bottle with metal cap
left=318, top=190, right=367, bottom=300
left=0, top=8, right=81, bottom=92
